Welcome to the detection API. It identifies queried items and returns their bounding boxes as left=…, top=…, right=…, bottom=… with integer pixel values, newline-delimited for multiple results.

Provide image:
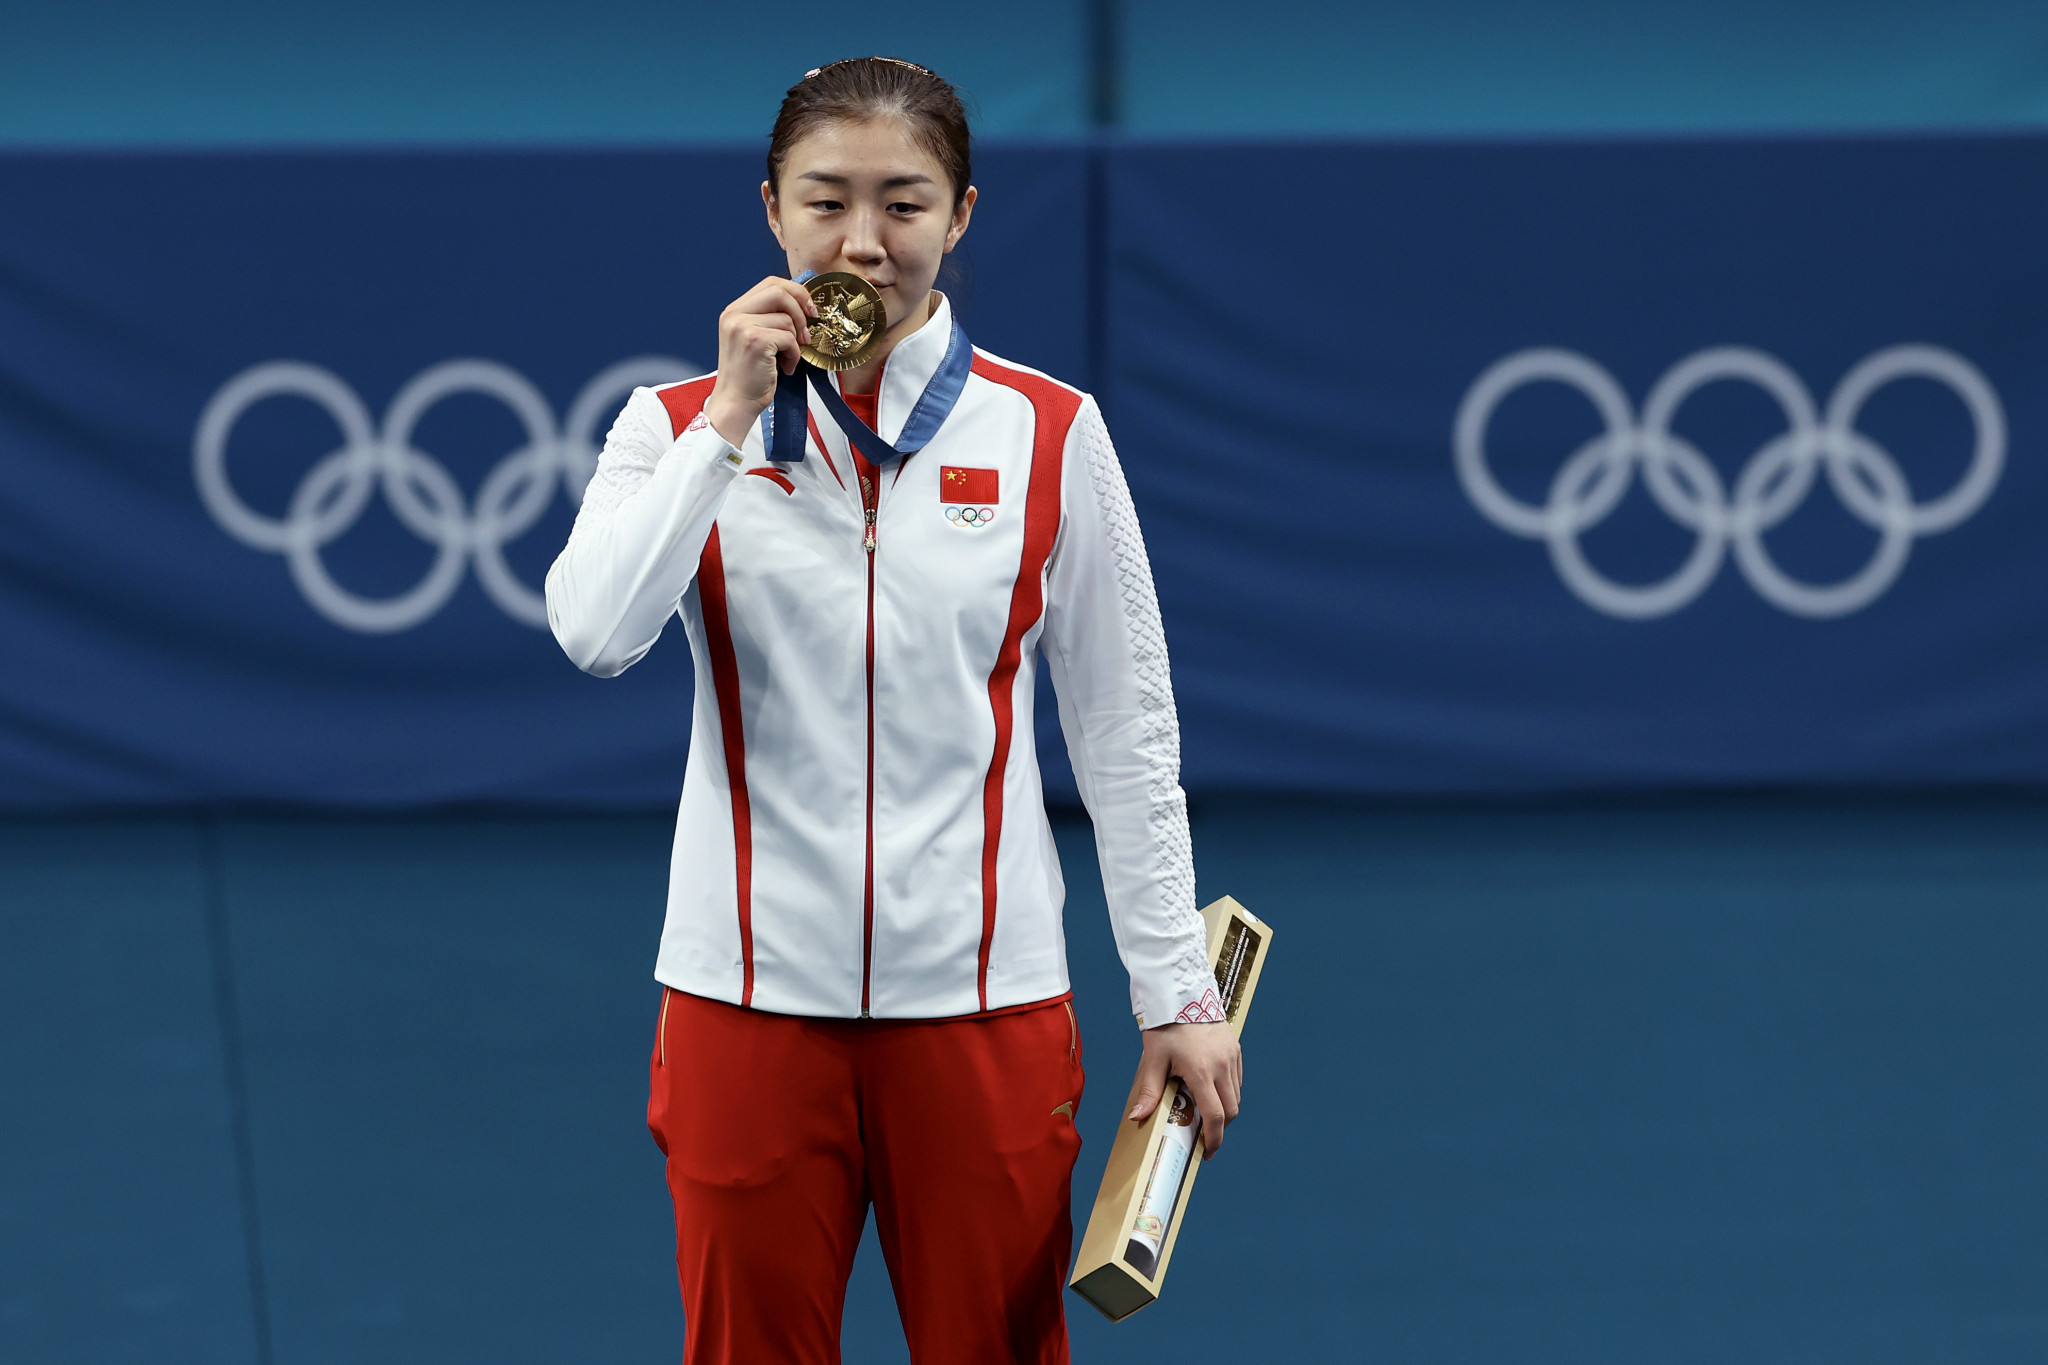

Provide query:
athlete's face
left=765, top=116, right=975, bottom=345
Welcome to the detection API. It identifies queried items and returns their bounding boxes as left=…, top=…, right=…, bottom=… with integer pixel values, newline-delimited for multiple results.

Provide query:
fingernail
left=1128, top=1105, right=1143, bottom=1119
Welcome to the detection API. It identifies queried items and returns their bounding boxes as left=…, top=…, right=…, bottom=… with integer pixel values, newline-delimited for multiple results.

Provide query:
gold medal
left=799, top=272, right=887, bottom=371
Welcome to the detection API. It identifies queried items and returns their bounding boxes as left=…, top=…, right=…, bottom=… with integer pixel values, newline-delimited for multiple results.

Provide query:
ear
left=762, top=180, right=786, bottom=248
left=943, top=185, right=977, bottom=254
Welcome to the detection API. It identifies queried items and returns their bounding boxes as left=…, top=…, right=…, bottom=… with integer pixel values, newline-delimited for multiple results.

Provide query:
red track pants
left=648, top=988, right=1086, bottom=1365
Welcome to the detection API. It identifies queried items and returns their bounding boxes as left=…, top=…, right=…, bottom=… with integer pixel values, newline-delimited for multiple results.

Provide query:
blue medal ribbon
left=762, top=282, right=972, bottom=465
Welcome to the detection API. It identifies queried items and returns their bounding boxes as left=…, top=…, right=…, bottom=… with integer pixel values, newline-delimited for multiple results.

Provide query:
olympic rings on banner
left=945, top=504, right=996, bottom=526
left=1452, top=344, right=2005, bottom=619
left=194, top=356, right=703, bottom=632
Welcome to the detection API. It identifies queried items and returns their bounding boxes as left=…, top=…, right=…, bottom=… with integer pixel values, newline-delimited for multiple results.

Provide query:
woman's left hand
left=1124, top=1021, right=1242, bottom=1158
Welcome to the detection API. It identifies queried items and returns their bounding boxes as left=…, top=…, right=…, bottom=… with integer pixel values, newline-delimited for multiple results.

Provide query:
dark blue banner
left=1110, top=134, right=2048, bottom=792
left=4, top=137, right=2047, bottom=805
left=0, top=148, right=1088, bottom=805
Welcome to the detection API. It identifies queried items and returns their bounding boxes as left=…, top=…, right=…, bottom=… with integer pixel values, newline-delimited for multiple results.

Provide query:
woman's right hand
left=702, top=277, right=816, bottom=448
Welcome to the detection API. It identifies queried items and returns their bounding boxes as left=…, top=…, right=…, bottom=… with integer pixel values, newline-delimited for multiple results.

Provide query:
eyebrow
left=798, top=171, right=936, bottom=190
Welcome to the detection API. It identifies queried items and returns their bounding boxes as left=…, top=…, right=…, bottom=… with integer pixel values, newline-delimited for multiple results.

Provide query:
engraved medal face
left=800, top=272, right=887, bottom=371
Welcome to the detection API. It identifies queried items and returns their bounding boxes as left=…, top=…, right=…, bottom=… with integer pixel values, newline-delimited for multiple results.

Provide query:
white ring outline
left=1453, top=343, right=2004, bottom=620
left=194, top=355, right=704, bottom=632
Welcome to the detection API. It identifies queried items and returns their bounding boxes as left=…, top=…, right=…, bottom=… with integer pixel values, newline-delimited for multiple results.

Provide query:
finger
left=764, top=278, right=815, bottom=343
left=751, top=275, right=818, bottom=315
left=754, top=275, right=817, bottom=315
left=1127, top=1050, right=1170, bottom=1122
left=739, top=279, right=815, bottom=344
left=780, top=283, right=814, bottom=345
left=734, top=332, right=780, bottom=379
left=723, top=309, right=785, bottom=352
left=780, top=276, right=819, bottom=318
left=747, top=313, right=800, bottom=349
left=1187, top=1073, right=1227, bottom=1158
left=742, top=318, right=800, bottom=374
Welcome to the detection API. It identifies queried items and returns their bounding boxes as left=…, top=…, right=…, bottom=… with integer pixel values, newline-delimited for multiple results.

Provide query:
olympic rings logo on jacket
left=193, top=356, right=704, bottom=633
left=1454, top=344, right=2005, bottom=620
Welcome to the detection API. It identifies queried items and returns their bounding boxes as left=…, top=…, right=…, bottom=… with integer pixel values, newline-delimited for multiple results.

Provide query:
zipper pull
left=864, top=508, right=877, bottom=553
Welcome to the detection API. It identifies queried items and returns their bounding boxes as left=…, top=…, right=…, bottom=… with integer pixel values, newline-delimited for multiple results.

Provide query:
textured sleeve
left=544, top=386, right=745, bottom=677
left=1040, top=398, right=1221, bottom=1028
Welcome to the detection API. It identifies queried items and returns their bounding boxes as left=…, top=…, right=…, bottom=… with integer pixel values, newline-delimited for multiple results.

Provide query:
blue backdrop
left=1110, top=134, right=2048, bottom=792
left=2, top=135, right=2046, bottom=806
left=0, top=147, right=1087, bottom=805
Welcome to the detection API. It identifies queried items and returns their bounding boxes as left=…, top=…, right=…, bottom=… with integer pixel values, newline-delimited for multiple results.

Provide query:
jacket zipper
left=840, top=363, right=886, bottom=1021
left=858, top=462, right=879, bottom=1018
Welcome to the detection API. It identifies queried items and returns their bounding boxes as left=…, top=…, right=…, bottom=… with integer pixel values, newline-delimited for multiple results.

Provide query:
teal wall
left=1121, top=0, right=2048, bottom=135
left=4, top=0, right=2047, bottom=144
left=0, top=1, right=1091, bottom=144
left=9, top=797, right=2047, bottom=1362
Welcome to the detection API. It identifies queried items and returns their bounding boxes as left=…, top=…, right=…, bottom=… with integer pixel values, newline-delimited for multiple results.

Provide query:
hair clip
left=803, top=56, right=935, bottom=82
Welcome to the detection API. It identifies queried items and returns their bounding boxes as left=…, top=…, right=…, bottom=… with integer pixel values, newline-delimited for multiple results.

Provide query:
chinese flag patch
left=939, top=466, right=998, bottom=502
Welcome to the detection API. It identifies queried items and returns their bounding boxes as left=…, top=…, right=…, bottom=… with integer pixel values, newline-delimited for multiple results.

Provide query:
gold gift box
left=1069, top=895, right=1273, bottom=1322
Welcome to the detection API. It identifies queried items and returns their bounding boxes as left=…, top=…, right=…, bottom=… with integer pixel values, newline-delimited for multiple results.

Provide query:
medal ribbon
left=763, top=294, right=972, bottom=465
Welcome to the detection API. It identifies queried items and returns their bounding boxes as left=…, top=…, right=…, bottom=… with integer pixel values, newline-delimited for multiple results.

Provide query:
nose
left=842, top=206, right=886, bottom=270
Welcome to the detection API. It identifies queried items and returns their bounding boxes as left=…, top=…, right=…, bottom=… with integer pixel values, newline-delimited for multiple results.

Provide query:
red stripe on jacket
left=965, top=356, right=1082, bottom=1010
left=656, top=376, right=718, bottom=441
left=658, top=379, right=756, bottom=1005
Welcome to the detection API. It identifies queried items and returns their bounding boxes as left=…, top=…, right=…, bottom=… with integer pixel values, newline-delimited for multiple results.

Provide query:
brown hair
left=767, top=58, right=973, bottom=207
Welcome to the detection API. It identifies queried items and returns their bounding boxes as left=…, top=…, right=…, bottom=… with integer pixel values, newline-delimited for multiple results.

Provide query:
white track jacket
left=546, top=296, right=1218, bottom=1027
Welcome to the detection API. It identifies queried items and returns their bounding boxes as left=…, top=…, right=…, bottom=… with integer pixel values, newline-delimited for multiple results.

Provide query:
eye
left=888, top=201, right=925, bottom=216
left=810, top=198, right=844, bottom=212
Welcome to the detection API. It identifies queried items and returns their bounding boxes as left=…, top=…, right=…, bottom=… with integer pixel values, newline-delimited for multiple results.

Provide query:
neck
left=840, top=290, right=937, bottom=395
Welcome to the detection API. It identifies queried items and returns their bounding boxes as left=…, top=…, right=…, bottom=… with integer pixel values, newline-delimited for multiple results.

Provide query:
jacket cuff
left=674, top=409, right=746, bottom=471
left=1132, top=978, right=1226, bottom=1030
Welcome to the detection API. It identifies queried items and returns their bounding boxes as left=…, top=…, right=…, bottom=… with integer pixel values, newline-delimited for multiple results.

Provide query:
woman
left=546, top=57, right=1241, bottom=1365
